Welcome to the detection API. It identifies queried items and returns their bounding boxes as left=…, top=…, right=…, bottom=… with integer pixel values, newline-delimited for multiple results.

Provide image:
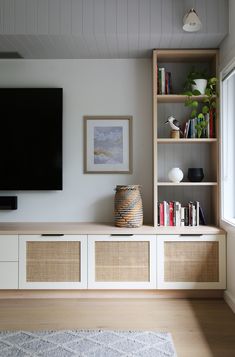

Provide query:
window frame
left=220, top=58, right=235, bottom=227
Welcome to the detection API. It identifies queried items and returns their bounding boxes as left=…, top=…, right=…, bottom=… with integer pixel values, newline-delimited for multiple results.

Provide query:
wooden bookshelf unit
left=153, top=49, right=219, bottom=229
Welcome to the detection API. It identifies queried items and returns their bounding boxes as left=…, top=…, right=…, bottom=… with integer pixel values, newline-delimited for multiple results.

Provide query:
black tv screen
left=0, top=88, right=63, bottom=190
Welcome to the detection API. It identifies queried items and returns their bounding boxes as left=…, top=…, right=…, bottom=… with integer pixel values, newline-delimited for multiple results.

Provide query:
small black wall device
left=0, top=196, right=17, bottom=210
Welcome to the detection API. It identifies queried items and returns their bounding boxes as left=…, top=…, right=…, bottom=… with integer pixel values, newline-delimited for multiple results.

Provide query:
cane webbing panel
left=95, top=241, right=150, bottom=282
left=164, top=241, right=219, bottom=282
left=26, top=241, right=81, bottom=282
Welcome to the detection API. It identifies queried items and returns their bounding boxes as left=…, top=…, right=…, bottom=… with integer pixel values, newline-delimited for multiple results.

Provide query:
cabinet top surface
left=0, top=222, right=225, bottom=235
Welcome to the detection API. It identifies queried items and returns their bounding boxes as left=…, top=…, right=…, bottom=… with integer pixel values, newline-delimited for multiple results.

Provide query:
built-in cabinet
left=0, top=232, right=226, bottom=290
left=19, top=235, right=87, bottom=289
left=88, top=235, right=156, bottom=289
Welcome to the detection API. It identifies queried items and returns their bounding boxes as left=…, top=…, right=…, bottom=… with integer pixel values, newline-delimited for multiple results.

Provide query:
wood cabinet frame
left=19, top=235, right=87, bottom=289
left=156, top=234, right=226, bottom=289
left=88, top=235, right=157, bottom=289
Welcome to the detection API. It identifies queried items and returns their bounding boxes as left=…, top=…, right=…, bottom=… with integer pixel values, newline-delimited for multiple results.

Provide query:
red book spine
left=159, top=203, right=164, bottom=226
left=169, top=201, right=174, bottom=226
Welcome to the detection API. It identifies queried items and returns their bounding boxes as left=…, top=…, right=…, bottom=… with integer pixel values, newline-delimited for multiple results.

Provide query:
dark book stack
left=157, top=201, right=205, bottom=226
left=157, top=66, right=172, bottom=94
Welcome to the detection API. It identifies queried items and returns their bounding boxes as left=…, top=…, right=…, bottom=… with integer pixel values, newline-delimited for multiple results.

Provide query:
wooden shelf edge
left=157, top=182, right=218, bottom=186
left=152, top=225, right=225, bottom=235
left=157, top=138, right=217, bottom=143
left=0, top=222, right=226, bottom=235
left=156, top=94, right=207, bottom=103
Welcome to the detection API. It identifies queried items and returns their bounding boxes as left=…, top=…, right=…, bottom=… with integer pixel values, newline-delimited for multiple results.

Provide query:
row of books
left=157, top=66, right=172, bottom=95
left=183, top=111, right=215, bottom=138
left=157, top=201, right=206, bottom=226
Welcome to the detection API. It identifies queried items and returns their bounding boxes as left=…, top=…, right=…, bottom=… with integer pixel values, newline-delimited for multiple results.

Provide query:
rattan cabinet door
left=157, top=235, right=226, bottom=289
left=88, top=235, right=156, bottom=289
left=19, top=235, right=87, bottom=289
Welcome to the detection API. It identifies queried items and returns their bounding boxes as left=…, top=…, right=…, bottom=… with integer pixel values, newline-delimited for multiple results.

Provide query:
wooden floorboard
left=0, top=299, right=234, bottom=357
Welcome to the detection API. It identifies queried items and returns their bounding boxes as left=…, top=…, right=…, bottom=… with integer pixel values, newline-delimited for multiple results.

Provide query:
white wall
left=0, top=59, right=152, bottom=223
left=220, top=0, right=235, bottom=313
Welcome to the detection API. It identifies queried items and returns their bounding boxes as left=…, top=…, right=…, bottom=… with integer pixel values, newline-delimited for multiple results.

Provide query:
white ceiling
left=0, top=0, right=228, bottom=59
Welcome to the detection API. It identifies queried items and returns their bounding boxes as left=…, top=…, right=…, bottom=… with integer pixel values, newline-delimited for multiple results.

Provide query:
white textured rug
left=0, top=330, right=177, bottom=357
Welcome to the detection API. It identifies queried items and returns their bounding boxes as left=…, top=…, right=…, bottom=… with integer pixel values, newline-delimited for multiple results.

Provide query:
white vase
left=192, top=79, right=207, bottom=95
left=168, top=168, right=184, bottom=183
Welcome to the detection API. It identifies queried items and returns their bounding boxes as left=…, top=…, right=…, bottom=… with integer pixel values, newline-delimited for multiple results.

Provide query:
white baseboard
left=224, top=290, right=235, bottom=313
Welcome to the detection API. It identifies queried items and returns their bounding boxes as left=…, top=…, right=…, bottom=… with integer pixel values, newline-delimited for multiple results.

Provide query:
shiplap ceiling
left=0, top=0, right=228, bottom=59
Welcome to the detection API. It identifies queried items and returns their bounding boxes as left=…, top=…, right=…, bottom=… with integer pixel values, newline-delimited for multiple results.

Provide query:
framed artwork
left=84, top=116, right=132, bottom=173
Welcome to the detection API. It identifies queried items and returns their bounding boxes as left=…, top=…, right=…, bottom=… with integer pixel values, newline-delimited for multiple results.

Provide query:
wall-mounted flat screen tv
left=0, top=88, right=63, bottom=190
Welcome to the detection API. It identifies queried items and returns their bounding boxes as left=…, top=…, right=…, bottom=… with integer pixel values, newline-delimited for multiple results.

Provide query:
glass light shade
left=183, top=9, right=202, bottom=32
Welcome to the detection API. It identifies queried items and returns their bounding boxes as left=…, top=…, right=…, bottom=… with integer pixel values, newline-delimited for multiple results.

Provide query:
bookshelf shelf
left=157, top=138, right=217, bottom=143
left=157, top=94, right=207, bottom=103
left=157, top=182, right=218, bottom=186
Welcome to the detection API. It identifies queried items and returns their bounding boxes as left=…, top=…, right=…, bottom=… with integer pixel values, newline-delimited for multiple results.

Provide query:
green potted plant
left=184, top=67, right=208, bottom=95
left=184, top=76, right=218, bottom=138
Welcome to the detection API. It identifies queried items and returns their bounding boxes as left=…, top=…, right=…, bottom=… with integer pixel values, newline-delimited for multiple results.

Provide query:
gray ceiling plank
left=105, top=0, right=118, bottom=57
left=206, top=0, right=219, bottom=34
left=71, top=0, right=82, bottom=35
left=127, top=0, right=139, bottom=57
left=218, top=0, right=228, bottom=35
left=14, top=0, right=26, bottom=34
left=195, top=0, right=207, bottom=34
left=48, top=0, right=60, bottom=35
left=82, top=0, right=99, bottom=57
left=139, top=0, right=151, bottom=53
left=26, top=0, right=37, bottom=34
left=162, top=0, right=173, bottom=35
left=3, top=0, right=14, bottom=34
left=0, top=0, right=4, bottom=33
left=117, top=0, right=129, bottom=58
left=37, top=0, right=49, bottom=35
left=60, top=0, right=72, bottom=35
left=159, top=0, right=174, bottom=48
left=94, top=0, right=109, bottom=57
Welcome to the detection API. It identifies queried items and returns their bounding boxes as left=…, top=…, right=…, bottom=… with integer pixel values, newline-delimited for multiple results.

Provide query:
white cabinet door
left=19, top=235, right=87, bottom=289
left=157, top=235, right=226, bottom=289
left=0, top=235, right=18, bottom=261
left=0, top=262, right=18, bottom=289
left=88, top=235, right=157, bottom=289
left=0, top=235, right=18, bottom=289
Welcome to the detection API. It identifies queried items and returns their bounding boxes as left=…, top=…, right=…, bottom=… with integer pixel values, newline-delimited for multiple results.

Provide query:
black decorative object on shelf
left=187, top=168, right=204, bottom=182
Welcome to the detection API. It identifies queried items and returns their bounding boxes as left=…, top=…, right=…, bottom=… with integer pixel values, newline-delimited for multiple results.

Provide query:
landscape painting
left=84, top=116, right=132, bottom=173
left=94, top=126, right=123, bottom=165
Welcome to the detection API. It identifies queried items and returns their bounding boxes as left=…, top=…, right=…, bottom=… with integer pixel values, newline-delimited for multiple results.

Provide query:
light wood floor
left=0, top=299, right=234, bottom=357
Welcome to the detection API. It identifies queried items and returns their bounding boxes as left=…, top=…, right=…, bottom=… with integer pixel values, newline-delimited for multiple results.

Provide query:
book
left=159, top=202, right=164, bottom=226
left=180, top=207, right=185, bottom=226
left=199, top=206, right=206, bottom=225
left=175, top=201, right=181, bottom=226
left=163, top=201, right=168, bottom=226
left=169, top=201, right=174, bottom=226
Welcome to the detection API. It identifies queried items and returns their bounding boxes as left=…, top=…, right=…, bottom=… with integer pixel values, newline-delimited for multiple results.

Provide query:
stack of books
left=157, top=201, right=205, bottom=226
left=157, top=66, right=172, bottom=94
left=183, top=111, right=216, bottom=139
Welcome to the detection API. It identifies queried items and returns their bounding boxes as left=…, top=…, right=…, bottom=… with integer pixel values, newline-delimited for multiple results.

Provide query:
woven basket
left=114, top=185, right=143, bottom=228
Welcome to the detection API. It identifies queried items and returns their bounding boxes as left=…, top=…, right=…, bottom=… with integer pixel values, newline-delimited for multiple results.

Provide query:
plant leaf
left=192, top=89, right=201, bottom=96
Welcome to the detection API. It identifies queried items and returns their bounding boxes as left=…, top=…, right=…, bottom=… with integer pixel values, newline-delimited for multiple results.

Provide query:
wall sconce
left=183, top=8, right=202, bottom=32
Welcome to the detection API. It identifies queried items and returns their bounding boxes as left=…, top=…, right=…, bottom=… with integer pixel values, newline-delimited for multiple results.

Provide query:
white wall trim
left=224, top=290, right=235, bottom=313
